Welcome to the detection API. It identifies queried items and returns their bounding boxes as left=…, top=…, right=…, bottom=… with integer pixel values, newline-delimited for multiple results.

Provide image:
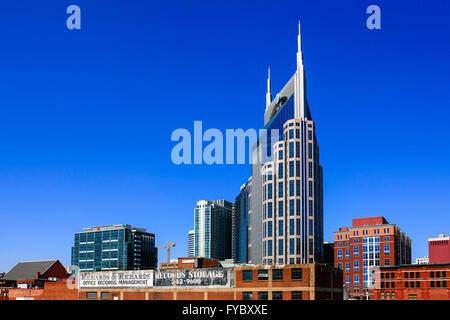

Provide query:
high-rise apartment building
left=194, top=200, right=233, bottom=261
left=233, top=177, right=251, bottom=263
left=188, top=230, right=195, bottom=257
left=333, top=217, right=411, bottom=300
left=249, top=22, right=323, bottom=265
left=429, top=234, right=450, bottom=264
left=71, top=224, right=157, bottom=272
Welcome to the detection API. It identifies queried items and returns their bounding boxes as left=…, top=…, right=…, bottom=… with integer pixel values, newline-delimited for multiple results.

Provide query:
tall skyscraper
left=249, top=22, right=323, bottom=265
left=194, top=200, right=233, bottom=261
left=334, top=216, right=412, bottom=300
left=71, top=224, right=157, bottom=272
left=233, top=177, right=251, bottom=263
left=188, top=229, right=195, bottom=257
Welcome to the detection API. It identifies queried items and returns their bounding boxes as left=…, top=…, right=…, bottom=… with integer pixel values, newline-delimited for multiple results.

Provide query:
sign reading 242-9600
left=154, top=268, right=233, bottom=288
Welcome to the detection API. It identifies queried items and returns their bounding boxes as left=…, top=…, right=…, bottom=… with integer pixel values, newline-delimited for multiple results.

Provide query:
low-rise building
left=373, top=263, right=450, bottom=300
left=3, top=261, right=342, bottom=300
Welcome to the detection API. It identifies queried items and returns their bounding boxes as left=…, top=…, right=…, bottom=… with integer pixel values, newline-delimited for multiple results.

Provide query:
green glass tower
left=71, top=224, right=157, bottom=272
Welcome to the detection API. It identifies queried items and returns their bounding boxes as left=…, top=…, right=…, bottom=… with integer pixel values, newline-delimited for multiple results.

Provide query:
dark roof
left=3, top=260, right=58, bottom=280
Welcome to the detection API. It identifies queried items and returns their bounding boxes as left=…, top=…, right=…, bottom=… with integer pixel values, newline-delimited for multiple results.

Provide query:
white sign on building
left=78, top=270, right=154, bottom=288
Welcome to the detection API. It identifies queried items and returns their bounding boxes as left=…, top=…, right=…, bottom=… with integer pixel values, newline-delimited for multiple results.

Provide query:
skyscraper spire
left=297, top=20, right=303, bottom=68
left=266, top=66, right=272, bottom=108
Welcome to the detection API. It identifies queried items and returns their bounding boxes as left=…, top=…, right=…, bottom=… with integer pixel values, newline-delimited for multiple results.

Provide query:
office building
left=373, top=263, right=450, bottom=300
left=71, top=224, right=157, bottom=272
left=233, top=177, right=251, bottom=263
left=188, top=230, right=195, bottom=257
left=334, top=216, right=411, bottom=300
left=429, top=234, right=450, bottom=264
left=415, top=256, right=429, bottom=265
left=194, top=200, right=233, bottom=261
left=249, top=22, right=323, bottom=266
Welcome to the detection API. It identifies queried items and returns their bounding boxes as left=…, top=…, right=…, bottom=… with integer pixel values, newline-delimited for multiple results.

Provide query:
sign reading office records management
left=78, top=268, right=234, bottom=289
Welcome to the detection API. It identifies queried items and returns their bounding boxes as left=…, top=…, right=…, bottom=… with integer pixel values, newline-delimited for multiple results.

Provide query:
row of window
left=243, top=291, right=302, bottom=300
left=381, top=280, right=448, bottom=289
left=242, top=268, right=303, bottom=281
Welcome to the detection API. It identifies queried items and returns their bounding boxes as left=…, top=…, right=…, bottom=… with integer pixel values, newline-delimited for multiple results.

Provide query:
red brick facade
left=373, top=263, right=450, bottom=300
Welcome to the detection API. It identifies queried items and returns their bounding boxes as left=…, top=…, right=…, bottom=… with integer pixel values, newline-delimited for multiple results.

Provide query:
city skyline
left=1, top=1, right=450, bottom=272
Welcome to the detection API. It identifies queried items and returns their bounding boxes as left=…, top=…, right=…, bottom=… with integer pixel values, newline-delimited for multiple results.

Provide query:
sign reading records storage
left=154, top=268, right=233, bottom=287
left=78, top=268, right=233, bottom=289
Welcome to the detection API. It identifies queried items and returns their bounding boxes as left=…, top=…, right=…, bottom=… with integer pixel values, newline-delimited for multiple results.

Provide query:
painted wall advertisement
left=78, top=268, right=234, bottom=289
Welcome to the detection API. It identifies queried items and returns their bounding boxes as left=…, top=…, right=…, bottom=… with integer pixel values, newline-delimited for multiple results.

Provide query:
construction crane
left=157, top=240, right=176, bottom=263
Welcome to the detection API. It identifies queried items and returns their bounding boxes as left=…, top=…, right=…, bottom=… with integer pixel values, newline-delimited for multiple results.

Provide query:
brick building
left=373, top=263, right=450, bottom=300
left=429, top=234, right=450, bottom=264
left=334, top=216, right=411, bottom=299
left=1, top=260, right=69, bottom=289
left=3, top=262, right=342, bottom=300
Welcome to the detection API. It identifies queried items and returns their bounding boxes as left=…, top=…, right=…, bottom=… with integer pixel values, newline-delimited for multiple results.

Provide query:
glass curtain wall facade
left=71, top=224, right=157, bottom=272
left=194, top=200, right=233, bottom=261
left=233, top=178, right=251, bottom=263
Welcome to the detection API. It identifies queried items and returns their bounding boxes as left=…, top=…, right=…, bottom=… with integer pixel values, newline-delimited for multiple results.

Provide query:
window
left=289, top=180, right=294, bottom=196
left=243, top=270, right=253, bottom=281
left=278, top=201, right=283, bottom=217
left=272, top=269, right=283, bottom=281
left=278, top=220, right=284, bottom=236
left=291, top=291, right=303, bottom=300
left=101, top=292, right=109, bottom=300
left=416, top=281, right=420, bottom=288
left=405, top=282, right=409, bottom=288
left=86, top=292, right=97, bottom=300
left=278, top=182, right=283, bottom=198
left=346, top=276, right=350, bottom=286
left=258, top=292, right=268, bottom=300
left=408, top=294, right=417, bottom=300
left=289, top=129, right=293, bottom=139
left=384, top=244, right=390, bottom=255
left=278, top=151, right=283, bottom=160
left=430, top=271, right=434, bottom=278
left=289, top=161, right=294, bottom=177
left=272, top=292, right=283, bottom=300
left=337, top=249, right=343, bottom=260
left=345, top=249, right=350, bottom=259
left=295, top=142, right=300, bottom=157
left=354, top=274, right=360, bottom=286
left=384, top=259, right=390, bottom=266
left=258, top=270, right=268, bottom=281
left=289, top=142, right=294, bottom=158
left=443, top=281, right=447, bottom=288
left=431, top=281, right=435, bottom=288
left=278, top=239, right=284, bottom=255
left=353, top=246, right=359, bottom=257
left=291, top=268, right=303, bottom=280
left=345, top=263, right=350, bottom=273
left=391, top=292, right=396, bottom=300
left=243, top=292, right=253, bottom=300
left=354, top=260, right=359, bottom=272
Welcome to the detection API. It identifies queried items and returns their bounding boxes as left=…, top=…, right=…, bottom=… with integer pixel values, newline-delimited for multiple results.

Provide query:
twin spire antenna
left=266, top=20, right=303, bottom=109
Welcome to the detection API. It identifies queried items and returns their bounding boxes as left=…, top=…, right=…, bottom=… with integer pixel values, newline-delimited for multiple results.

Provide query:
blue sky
left=0, top=0, right=449, bottom=272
